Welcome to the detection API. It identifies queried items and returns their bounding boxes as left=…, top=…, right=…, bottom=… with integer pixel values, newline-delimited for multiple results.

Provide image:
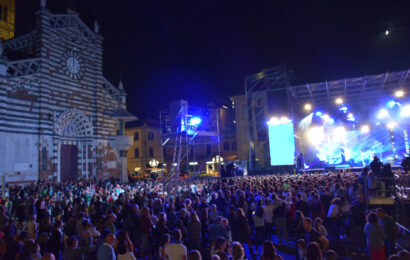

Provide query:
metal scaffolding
left=159, top=103, right=220, bottom=184
left=245, top=64, right=294, bottom=171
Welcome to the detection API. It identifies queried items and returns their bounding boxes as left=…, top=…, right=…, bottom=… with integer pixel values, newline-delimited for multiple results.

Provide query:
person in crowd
left=261, top=240, right=283, bottom=260
left=305, top=242, right=322, bottom=260
left=323, top=250, right=337, bottom=260
left=165, top=229, right=187, bottom=260
left=158, top=233, right=171, bottom=260
left=253, top=205, right=265, bottom=249
left=364, top=212, right=386, bottom=260
left=313, top=218, right=328, bottom=237
left=117, top=240, right=136, bottom=260
left=263, top=199, right=274, bottom=240
left=231, top=242, right=246, bottom=260
left=272, top=194, right=289, bottom=245
left=97, top=233, right=116, bottom=260
left=377, top=208, right=398, bottom=258
left=368, top=171, right=378, bottom=197
left=187, top=212, right=202, bottom=251
left=303, top=218, right=329, bottom=253
left=188, top=249, right=202, bottom=260
left=210, top=236, right=228, bottom=260
left=64, top=234, right=92, bottom=260
left=371, top=156, right=383, bottom=176
left=296, top=239, right=306, bottom=260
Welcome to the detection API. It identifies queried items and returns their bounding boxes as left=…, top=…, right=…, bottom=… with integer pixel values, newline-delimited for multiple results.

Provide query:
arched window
left=3, top=6, right=6, bottom=21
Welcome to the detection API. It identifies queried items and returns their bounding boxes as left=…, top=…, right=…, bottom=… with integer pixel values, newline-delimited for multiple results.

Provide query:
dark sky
left=17, top=0, right=410, bottom=119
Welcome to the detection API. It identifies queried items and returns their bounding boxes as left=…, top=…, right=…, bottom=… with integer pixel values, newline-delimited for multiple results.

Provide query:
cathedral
left=0, top=1, right=134, bottom=183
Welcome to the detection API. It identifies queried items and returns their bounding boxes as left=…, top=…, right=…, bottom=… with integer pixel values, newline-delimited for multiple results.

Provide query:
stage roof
left=289, top=69, right=410, bottom=107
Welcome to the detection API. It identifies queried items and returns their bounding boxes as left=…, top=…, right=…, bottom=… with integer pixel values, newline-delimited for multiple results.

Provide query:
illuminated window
left=134, top=132, right=139, bottom=141
left=147, top=132, right=154, bottom=141
left=134, top=148, right=139, bottom=158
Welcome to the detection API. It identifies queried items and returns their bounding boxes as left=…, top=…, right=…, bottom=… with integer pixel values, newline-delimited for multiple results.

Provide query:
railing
left=7, top=58, right=41, bottom=77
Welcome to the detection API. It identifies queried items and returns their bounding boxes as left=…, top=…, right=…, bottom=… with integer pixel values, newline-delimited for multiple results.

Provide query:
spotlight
left=378, top=109, right=389, bottom=119
left=335, top=97, right=343, bottom=105
left=267, top=117, right=279, bottom=125
left=304, top=103, right=312, bottom=111
left=315, top=111, right=323, bottom=117
left=189, top=117, right=202, bottom=126
left=307, top=126, right=324, bottom=145
left=401, top=105, right=410, bottom=118
left=333, top=126, right=346, bottom=140
left=395, top=90, right=405, bottom=98
left=322, top=114, right=330, bottom=121
left=361, top=125, right=370, bottom=133
left=387, top=100, right=397, bottom=108
left=339, top=106, right=348, bottom=113
left=347, top=113, right=355, bottom=122
left=280, top=116, right=290, bottom=123
left=385, top=30, right=389, bottom=36
left=387, top=122, right=397, bottom=129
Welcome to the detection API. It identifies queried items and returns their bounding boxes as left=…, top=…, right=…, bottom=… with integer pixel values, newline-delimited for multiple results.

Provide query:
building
left=0, top=3, right=134, bottom=183
left=0, top=0, right=14, bottom=40
left=125, top=120, right=161, bottom=176
left=231, top=92, right=270, bottom=169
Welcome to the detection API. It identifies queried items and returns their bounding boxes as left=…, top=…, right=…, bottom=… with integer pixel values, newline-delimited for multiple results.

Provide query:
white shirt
left=263, top=204, right=274, bottom=223
left=118, top=252, right=136, bottom=260
left=165, top=242, right=187, bottom=260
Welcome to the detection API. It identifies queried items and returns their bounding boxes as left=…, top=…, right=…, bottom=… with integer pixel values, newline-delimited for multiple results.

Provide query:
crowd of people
left=0, top=167, right=408, bottom=260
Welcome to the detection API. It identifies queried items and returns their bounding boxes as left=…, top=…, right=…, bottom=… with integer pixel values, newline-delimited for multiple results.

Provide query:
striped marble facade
left=0, top=6, right=126, bottom=183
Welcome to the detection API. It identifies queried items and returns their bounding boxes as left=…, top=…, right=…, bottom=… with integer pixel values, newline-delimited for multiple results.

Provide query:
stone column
left=109, top=136, right=132, bottom=183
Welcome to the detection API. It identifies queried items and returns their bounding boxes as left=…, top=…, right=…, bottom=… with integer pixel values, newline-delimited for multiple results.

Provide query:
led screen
left=268, top=122, right=295, bottom=165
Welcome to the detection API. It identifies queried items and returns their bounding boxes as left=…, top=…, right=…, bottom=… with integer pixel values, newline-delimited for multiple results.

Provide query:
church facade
left=0, top=4, right=132, bottom=183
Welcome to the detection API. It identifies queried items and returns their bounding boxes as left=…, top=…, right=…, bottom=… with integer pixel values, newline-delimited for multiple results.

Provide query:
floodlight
left=307, top=126, right=324, bottom=145
left=335, top=97, right=343, bottom=105
left=339, top=106, right=348, bottom=113
left=401, top=105, right=410, bottom=118
left=280, top=116, right=289, bottom=123
left=315, top=111, right=323, bottom=117
left=387, top=122, right=397, bottom=129
left=361, top=125, right=370, bottom=133
left=387, top=100, right=396, bottom=108
left=304, top=103, right=312, bottom=111
left=395, top=90, right=405, bottom=98
left=378, top=109, right=389, bottom=119
left=189, top=117, right=202, bottom=126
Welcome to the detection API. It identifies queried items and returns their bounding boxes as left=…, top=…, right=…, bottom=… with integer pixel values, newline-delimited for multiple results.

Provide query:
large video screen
left=302, top=126, right=410, bottom=168
left=268, top=122, right=295, bottom=165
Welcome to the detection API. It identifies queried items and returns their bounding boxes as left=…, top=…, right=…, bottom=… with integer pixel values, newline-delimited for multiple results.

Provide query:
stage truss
left=245, top=64, right=294, bottom=170
left=159, top=103, right=221, bottom=186
left=288, top=69, right=410, bottom=108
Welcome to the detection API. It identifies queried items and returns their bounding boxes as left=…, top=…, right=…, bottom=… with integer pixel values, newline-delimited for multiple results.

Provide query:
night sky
left=17, top=0, right=410, bottom=119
